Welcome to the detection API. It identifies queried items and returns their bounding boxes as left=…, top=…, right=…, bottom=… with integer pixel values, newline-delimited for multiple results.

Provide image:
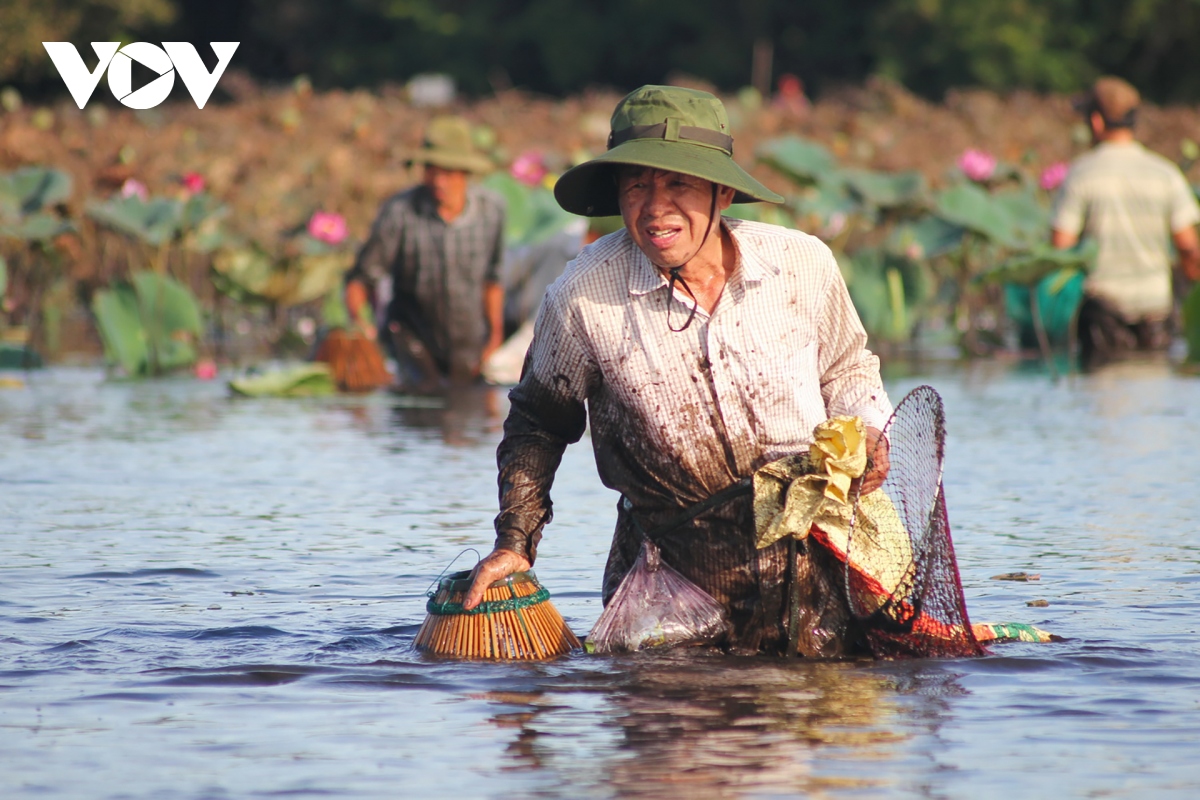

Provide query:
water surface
left=2, top=361, right=1199, bottom=799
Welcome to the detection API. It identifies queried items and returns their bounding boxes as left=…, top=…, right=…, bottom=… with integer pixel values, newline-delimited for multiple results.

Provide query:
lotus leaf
left=92, top=283, right=149, bottom=375
left=0, top=167, right=72, bottom=218
left=282, top=252, right=354, bottom=307
left=211, top=247, right=276, bottom=304
left=888, top=217, right=965, bottom=260
left=92, top=272, right=203, bottom=376
left=722, top=202, right=796, bottom=228
left=524, top=186, right=579, bottom=246
left=933, top=182, right=1018, bottom=246
left=793, top=184, right=859, bottom=225
left=87, top=196, right=182, bottom=246
left=483, top=172, right=536, bottom=243
left=482, top=173, right=576, bottom=247
left=0, top=212, right=74, bottom=241
left=298, top=233, right=337, bottom=257
left=844, top=247, right=924, bottom=342
left=841, top=168, right=926, bottom=209
left=229, top=363, right=336, bottom=397
left=132, top=271, right=203, bottom=338
left=211, top=247, right=352, bottom=307
left=846, top=250, right=892, bottom=340
left=321, top=287, right=351, bottom=330
left=179, top=193, right=230, bottom=251
left=979, top=241, right=1096, bottom=287
left=756, top=136, right=838, bottom=188
left=1184, top=282, right=1200, bottom=364
left=989, top=188, right=1050, bottom=248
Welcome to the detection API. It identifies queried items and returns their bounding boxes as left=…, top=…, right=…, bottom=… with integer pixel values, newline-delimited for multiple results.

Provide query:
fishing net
left=844, top=385, right=985, bottom=658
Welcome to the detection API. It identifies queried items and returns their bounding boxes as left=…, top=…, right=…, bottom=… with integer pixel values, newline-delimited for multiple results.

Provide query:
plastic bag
left=586, top=539, right=731, bottom=654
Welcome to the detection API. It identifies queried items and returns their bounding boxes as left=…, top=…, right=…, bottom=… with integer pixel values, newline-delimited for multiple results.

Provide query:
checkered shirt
left=351, top=183, right=505, bottom=376
left=494, top=218, right=892, bottom=562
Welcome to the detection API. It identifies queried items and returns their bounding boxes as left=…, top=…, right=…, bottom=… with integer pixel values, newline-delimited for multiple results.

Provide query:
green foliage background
left=5, top=0, right=1200, bottom=102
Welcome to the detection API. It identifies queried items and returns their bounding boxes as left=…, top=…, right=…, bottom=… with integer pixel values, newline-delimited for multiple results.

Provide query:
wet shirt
left=493, top=219, right=892, bottom=648
left=1052, top=141, right=1200, bottom=321
left=351, top=184, right=505, bottom=377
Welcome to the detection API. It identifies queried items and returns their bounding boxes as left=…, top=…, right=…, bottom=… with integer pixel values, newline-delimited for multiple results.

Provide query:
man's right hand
left=462, top=548, right=532, bottom=610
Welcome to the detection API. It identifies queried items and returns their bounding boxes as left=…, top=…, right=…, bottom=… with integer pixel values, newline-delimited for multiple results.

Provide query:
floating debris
left=991, top=572, right=1041, bottom=581
left=1026, top=599, right=1050, bottom=607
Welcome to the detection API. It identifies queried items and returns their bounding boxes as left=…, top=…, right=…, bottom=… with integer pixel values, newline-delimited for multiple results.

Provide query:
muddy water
left=2, top=361, right=1199, bottom=799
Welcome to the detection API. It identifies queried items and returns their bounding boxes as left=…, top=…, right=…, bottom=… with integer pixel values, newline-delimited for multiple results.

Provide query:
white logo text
left=42, top=42, right=239, bottom=110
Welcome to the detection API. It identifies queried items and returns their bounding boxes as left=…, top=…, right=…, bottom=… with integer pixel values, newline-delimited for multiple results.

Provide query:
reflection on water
left=467, top=655, right=972, bottom=799
left=387, top=384, right=504, bottom=446
left=2, top=361, right=1200, bottom=799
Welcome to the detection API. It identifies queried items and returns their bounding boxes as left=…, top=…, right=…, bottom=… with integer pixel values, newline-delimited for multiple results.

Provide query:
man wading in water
left=464, top=86, right=892, bottom=655
left=345, top=116, right=506, bottom=390
left=1051, top=76, right=1200, bottom=369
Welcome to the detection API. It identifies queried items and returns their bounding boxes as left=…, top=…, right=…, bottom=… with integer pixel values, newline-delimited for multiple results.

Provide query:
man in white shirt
left=464, top=85, right=892, bottom=654
left=1052, top=76, right=1200, bottom=367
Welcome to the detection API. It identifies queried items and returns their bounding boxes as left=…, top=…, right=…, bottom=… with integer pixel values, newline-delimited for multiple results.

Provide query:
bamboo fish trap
left=314, top=329, right=391, bottom=393
left=415, top=570, right=581, bottom=660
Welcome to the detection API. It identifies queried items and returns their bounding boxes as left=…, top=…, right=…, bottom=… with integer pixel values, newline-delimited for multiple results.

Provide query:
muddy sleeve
left=493, top=286, right=593, bottom=563
left=816, top=258, right=893, bottom=431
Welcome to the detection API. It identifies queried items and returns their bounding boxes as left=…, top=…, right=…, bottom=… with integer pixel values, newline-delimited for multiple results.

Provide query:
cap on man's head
left=1083, top=76, right=1140, bottom=128
left=553, top=84, right=784, bottom=217
left=404, top=115, right=493, bottom=174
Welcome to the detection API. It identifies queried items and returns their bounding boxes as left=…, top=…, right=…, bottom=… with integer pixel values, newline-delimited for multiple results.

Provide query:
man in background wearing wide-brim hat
left=345, top=115, right=505, bottom=388
left=464, top=85, right=894, bottom=656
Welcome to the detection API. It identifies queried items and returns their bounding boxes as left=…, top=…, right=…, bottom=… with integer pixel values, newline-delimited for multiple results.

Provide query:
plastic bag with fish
left=585, top=538, right=730, bottom=653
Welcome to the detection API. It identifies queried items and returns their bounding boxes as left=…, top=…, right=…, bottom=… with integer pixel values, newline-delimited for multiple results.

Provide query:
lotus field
left=2, top=86, right=1199, bottom=375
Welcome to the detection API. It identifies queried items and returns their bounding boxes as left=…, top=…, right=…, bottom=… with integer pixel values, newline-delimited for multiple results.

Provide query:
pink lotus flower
left=120, top=178, right=149, bottom=200
left=1039, top=162, right=1069, bottom=191
left=957, top=149, right=997, bottom=182
left=307, top=211, right=347, bottom=244
left=182, top=172, right=206, bottom=194
left=510, top=150, right=548, bottom=187
left=194, top=358, right=218, bottom=380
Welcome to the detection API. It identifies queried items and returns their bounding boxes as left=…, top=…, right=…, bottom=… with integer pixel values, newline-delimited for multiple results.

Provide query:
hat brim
left=405, top=148, right=494, bottom=174
left=554, top=139, right=784, bottom=217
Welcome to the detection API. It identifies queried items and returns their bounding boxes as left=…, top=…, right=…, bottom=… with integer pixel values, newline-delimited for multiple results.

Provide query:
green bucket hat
left=405, top=116, right=493, bottom=174
left=554, top=85, right=784, bottom=217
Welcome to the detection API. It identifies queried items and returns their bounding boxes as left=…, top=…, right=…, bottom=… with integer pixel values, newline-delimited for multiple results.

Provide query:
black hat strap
left=666, top=186, right=721, bottom=333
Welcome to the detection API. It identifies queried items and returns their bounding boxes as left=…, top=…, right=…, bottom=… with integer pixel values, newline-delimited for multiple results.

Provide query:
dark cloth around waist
left=605, top=488, right=866, bottom=656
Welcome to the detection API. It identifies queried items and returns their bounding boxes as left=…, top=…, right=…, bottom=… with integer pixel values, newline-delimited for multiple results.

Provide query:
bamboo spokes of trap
left=314, top=329, right=391, bottom=392
left=414, top=570, right=581, bottom=660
